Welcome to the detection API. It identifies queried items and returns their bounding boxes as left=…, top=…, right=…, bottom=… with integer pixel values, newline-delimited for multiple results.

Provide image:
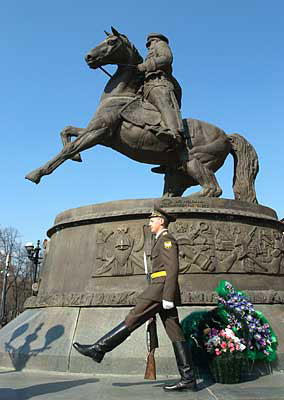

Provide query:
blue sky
left=1, top=0, right=283, bottom=246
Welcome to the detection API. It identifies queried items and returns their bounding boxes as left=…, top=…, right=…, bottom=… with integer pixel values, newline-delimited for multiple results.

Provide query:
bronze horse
left=25, top=27, right=258, bottom=202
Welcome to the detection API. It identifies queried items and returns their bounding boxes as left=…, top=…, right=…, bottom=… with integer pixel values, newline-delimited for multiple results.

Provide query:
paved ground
left=0, top=368, right=284, bottom=400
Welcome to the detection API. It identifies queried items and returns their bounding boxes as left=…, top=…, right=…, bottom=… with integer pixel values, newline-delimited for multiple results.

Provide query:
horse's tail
left=228, top=133, right=259, bottom=204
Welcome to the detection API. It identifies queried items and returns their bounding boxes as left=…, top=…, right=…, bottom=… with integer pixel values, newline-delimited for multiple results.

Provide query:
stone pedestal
left=0, top=197, right=283, bottom=373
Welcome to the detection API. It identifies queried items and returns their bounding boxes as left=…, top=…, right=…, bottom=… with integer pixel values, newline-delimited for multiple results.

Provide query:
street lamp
left=25, top=240, right=42, bottom=294
left=0, top=254, right=10, bottom=327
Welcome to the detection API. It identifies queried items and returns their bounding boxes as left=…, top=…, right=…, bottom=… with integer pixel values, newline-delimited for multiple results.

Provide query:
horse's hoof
left=25, top=172, right=41, bottom=184
left=188, top=187, right=222, bottom=198
left=188, top=190, right=202, bottom=197
left=71, top=153, right=82, bottom=162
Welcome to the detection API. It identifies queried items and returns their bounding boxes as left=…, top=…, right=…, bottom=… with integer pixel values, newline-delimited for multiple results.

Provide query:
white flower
left=207, top=335, right=221, bottom=347
left=224, top=328, right=234, bottom=338
left=239, top=343, right=246, bottom=351
left=212, top=336, right=221, bottom=346
left=232, top=336, right=241, bottom=344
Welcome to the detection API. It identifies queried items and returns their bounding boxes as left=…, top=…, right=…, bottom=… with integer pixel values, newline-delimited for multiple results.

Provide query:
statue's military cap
left=149, top=206, right=176, bottom=223
left=146, top=33, right=169, bottom=48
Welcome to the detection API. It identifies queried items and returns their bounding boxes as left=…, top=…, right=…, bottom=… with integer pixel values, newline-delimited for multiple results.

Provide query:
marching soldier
left=73, top=206, right=196, bottom=392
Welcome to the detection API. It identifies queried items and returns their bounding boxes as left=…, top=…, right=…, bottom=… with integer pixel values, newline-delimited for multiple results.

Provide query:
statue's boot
left=156, top=129, right=182, bottom=150
left=151, top=129, right=184, bottom=174
left=151, top=165, right=167, bottom=174
left=73, top=321, right=130, bottom=363
left=163, top=341, right=197, bottom=392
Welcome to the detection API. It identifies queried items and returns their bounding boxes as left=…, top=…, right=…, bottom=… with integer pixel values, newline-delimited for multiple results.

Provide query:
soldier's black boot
left=73, top=322, right=130, bottom=363
left=163, top=341, right=197, bottom=392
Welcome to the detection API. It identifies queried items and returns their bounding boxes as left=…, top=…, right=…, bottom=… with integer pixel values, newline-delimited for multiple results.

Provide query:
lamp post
left=25, top=240, right=42, bottom=295
left=0, top=254, right=10, bottom=327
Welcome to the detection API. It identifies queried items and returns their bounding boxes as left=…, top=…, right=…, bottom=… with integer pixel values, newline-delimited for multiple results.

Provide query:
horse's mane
left=120, top=34, right=143, bottom=64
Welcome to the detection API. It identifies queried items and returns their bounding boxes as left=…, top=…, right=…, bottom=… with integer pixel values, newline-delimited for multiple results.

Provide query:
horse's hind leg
left=61, top=126, right=85, bottom=162
left=185, top=158, right=222, bottom=198
left=25, top=126, right=109, bottom=184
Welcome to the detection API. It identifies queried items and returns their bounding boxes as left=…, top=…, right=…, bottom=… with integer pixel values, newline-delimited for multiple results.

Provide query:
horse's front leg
left=25, top=125, right=109, bottom=184
left=61, top=126, right=85, bottom=162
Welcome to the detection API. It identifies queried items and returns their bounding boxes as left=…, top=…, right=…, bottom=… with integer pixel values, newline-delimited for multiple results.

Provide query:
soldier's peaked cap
left=146, top=33, right=169, bottom=47
left=149, top=206, right=176, bottom=223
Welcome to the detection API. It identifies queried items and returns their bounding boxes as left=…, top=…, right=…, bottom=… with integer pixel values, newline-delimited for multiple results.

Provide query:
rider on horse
left=137, top=33, right=184, bottom=160
left=25, top=27, right=258, bottom=204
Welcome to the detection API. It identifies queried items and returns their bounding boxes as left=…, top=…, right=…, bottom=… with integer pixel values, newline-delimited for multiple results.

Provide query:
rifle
left=143, top=228, right=159, bottom=380
left=144, top=316, right=159, bottom=380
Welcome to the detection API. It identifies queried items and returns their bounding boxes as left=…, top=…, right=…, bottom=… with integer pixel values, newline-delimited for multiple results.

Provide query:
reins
left=99, top=63, right=138, bottom=78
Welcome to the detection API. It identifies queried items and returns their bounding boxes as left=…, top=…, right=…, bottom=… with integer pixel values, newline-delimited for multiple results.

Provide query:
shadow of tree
left=5, top=322, right=65, bottom=371
left=0, top=378, right=98, bottom=400
left=6, top=323, right=29, bottom=343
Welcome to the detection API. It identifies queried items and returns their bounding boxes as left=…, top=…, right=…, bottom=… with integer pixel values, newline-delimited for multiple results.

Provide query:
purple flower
left=211, top=328, right=219, bottom=336
left=216, top=282, right=274, bottom=360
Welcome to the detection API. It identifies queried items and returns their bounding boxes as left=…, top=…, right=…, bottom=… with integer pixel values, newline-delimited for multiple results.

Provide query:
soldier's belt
left=151, top=271, right=167, bottom=279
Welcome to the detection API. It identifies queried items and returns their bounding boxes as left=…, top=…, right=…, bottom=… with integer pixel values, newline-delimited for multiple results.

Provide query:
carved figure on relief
left=257, top=229, right=284, bottom=274
left=173, top=221, right=215, bottom=273
left=238, top=227, right=284, bottom=274
left=94, top=225, right=146, bottom=276
left=215, top=225, right=284, bottom=274
left=215, top=226, right=264, bottom=273
left=215, top=225, right=241, bottom=272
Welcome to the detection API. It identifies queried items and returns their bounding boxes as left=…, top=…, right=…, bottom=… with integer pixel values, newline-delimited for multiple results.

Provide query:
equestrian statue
left=25, top=27, right=259, bottom=203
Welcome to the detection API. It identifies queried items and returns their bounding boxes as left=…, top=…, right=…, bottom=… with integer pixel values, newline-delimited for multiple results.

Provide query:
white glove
left=162, top=300, right=174, bottom=310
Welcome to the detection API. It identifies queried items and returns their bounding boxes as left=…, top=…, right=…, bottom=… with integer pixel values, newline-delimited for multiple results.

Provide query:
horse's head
left=85, top=27, right=143, bottom=70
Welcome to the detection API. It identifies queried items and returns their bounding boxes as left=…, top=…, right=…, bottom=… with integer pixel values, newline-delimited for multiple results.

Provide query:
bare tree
left=0, top=227, right=33, bottom=324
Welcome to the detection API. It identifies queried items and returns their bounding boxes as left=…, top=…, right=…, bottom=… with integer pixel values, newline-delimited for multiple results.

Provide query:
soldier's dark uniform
left=73, top=207, right=196, bottom=392
left=125, top=227, right=184, bottom=342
